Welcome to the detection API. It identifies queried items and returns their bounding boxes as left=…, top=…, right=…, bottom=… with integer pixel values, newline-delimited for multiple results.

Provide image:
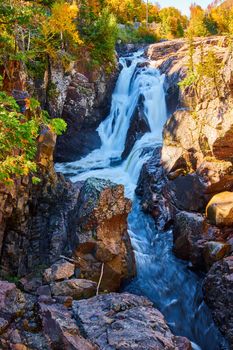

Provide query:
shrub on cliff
left=0, top=90, right=66, bottom=184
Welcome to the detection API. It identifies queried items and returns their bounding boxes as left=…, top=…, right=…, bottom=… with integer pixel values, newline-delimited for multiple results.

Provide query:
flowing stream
left=56, top=51, right=228, bottom=350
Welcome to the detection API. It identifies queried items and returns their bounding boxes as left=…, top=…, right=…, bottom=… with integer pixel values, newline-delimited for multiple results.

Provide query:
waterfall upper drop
left=56, top=50, right=167, bottom=197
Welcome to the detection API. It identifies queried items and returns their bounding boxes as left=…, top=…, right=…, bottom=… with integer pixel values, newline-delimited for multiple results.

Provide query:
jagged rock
left=73, top=292, right=191, bottom=350
left=43, top=259, right=75, bottom=283
left=50, top=279, right=97, bottom=299
left=203, top=256, right=233, bottom=347
left=0, top=281, right=26, bottom=318
left=136, top=147, right=172, bottom=229
left=36, top=128, right=57, bottom=178
left=162, top=110, right=201, bottom=174
left=54, top=63, right=119, bottom=162
left=39, top=302, right=97, bottom=350
left=19, top=274, right=42, bottom=294
left=74, top=178, right=136, bottom=292
left=173, top=211, right=231, bottom=269
left=204, top=241, right=230, bottom=268
left=173, top=211, right=206, bottom=268
left=121, top=96, right=151, bottom=160
left=206, top=192, right=233, bottom=226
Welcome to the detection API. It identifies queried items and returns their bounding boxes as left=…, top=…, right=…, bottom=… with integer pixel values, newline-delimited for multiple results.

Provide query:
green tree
left=157, top=7, right=187, bottom=39
left=0, top=89, right=66, bottom=184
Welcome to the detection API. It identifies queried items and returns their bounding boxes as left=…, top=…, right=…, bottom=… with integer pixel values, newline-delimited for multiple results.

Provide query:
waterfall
left=56, top=50, right=228, bottom=350
left=55, top=50, right=167, bottom=197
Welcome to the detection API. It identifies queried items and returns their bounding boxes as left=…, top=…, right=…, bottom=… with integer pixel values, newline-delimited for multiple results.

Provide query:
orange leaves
left=43, top=1, right=82, bottom=44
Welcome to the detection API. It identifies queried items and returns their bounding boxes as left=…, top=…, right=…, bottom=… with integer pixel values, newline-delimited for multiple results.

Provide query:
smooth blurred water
left=56, top=51, right=228, bottom=350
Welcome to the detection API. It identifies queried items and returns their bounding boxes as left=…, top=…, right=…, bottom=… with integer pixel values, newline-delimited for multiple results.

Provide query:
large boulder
left=206, top=191, right=233, bottom=226
left=39, top=302, right=98, bottom=350
left=173, top=211, right=205, bottom=268
left=43, top=259, right=75, bottom=283
left=203, top=256, right=233, bottom=347
left=73, top=292, right=191, bottom=350
left=173, top=211, right=231, bottom=269
left=50, top=279, right=97, bottom=299
left=74, top=178, right=136, bottom=292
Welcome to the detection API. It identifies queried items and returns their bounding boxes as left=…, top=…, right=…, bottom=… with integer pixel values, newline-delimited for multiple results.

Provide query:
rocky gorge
left=0, top=35, right=233, bottom=350
left=137, top=36, right=233, bottom=347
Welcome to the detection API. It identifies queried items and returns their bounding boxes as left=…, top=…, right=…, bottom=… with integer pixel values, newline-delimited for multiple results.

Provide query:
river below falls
left=56, top=50, right=229, bottom=350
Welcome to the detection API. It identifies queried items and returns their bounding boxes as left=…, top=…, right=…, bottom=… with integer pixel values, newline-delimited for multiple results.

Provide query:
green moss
left=47, top=82, right=59, bottom=100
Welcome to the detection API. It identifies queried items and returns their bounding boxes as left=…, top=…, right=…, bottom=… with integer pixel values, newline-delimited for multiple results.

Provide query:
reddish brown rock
left=74, top=178, right=136, bottom=292
left=50, top=279, right=97, bottom=299
left=203, top=256, right=233, bottom=347
left=43, top=259, right=75, bottom=283
left=0, top=281, right=25, bottom=318
left=206, top=191, right=233, bottom=226
left=73, top=292, right=191, bottom=350
left=39, top=302, right=98, bottom=350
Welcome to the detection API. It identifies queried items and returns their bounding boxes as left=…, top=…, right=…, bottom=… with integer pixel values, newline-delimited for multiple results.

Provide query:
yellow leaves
left=43, top=0, right=82, bottom=45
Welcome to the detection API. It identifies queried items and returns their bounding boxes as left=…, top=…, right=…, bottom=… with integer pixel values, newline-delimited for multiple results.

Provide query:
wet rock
left=73, top=292, right=191, bottom=350
left=204, top=241, right=230, bottom=268
left=136, top=147, right=172, bottom=229
left=74, top=177, right=136, bottom=292
left=168, top=173, right=207, bottom=212
left=203, top=256, right=233, bottom=347
left=173, top=211, right=206, bottom=268
left=206, top=191, right=233, bottom=226
left=39, top=302, right=97, bottom=350
left=43, top=259, right=75, bottom=283
left=173, top=211, right=231, bottom=269
left=121, top=96, right=151, bottom=160
left=50, top=279, right=97, bottom=299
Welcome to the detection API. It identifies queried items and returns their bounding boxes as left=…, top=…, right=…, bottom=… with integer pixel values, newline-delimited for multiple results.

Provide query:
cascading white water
left=56, top=51, right=228, bottom=350
left=55, top=50, right=167, bottom=197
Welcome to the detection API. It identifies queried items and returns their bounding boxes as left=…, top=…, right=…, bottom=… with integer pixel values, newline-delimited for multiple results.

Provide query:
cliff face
left=45, top=60, right=119, bottom=162
left=137, top=36, right=233, bottom=346
left=0, top=55, right=134, bottom=288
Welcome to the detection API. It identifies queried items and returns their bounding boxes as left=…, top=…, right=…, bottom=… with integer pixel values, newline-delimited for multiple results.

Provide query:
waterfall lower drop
left=56, top=51, right=228, bottom=350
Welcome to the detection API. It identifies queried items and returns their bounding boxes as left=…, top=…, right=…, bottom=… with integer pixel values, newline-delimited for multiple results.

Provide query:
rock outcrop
left=1, top=176, right=135, bottom=293
left=74, top=178, right=136, bottom=292
left=136, top=36, right=233, bottom=342
left=73, top=292, right=191, bottom=350
left=50, top=62, right=119, bottom=162
left=206, top=192, right=233, bottom=226
left=0, top=284, right=192, bottom=350
left=203, top=256, right=233, bottom=347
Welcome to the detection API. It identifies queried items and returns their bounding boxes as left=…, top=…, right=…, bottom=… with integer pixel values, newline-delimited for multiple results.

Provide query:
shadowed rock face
left=52, top=64, right=119, bottom=162
left=121, top=95, right=151, bottom=160
left=74, top=178, right=136, bottom=292
left=73, top=293, right=192, bottom=350
left=203, top=256, right=233, bottom=347
left=0, top=176, right=135, bottom=294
